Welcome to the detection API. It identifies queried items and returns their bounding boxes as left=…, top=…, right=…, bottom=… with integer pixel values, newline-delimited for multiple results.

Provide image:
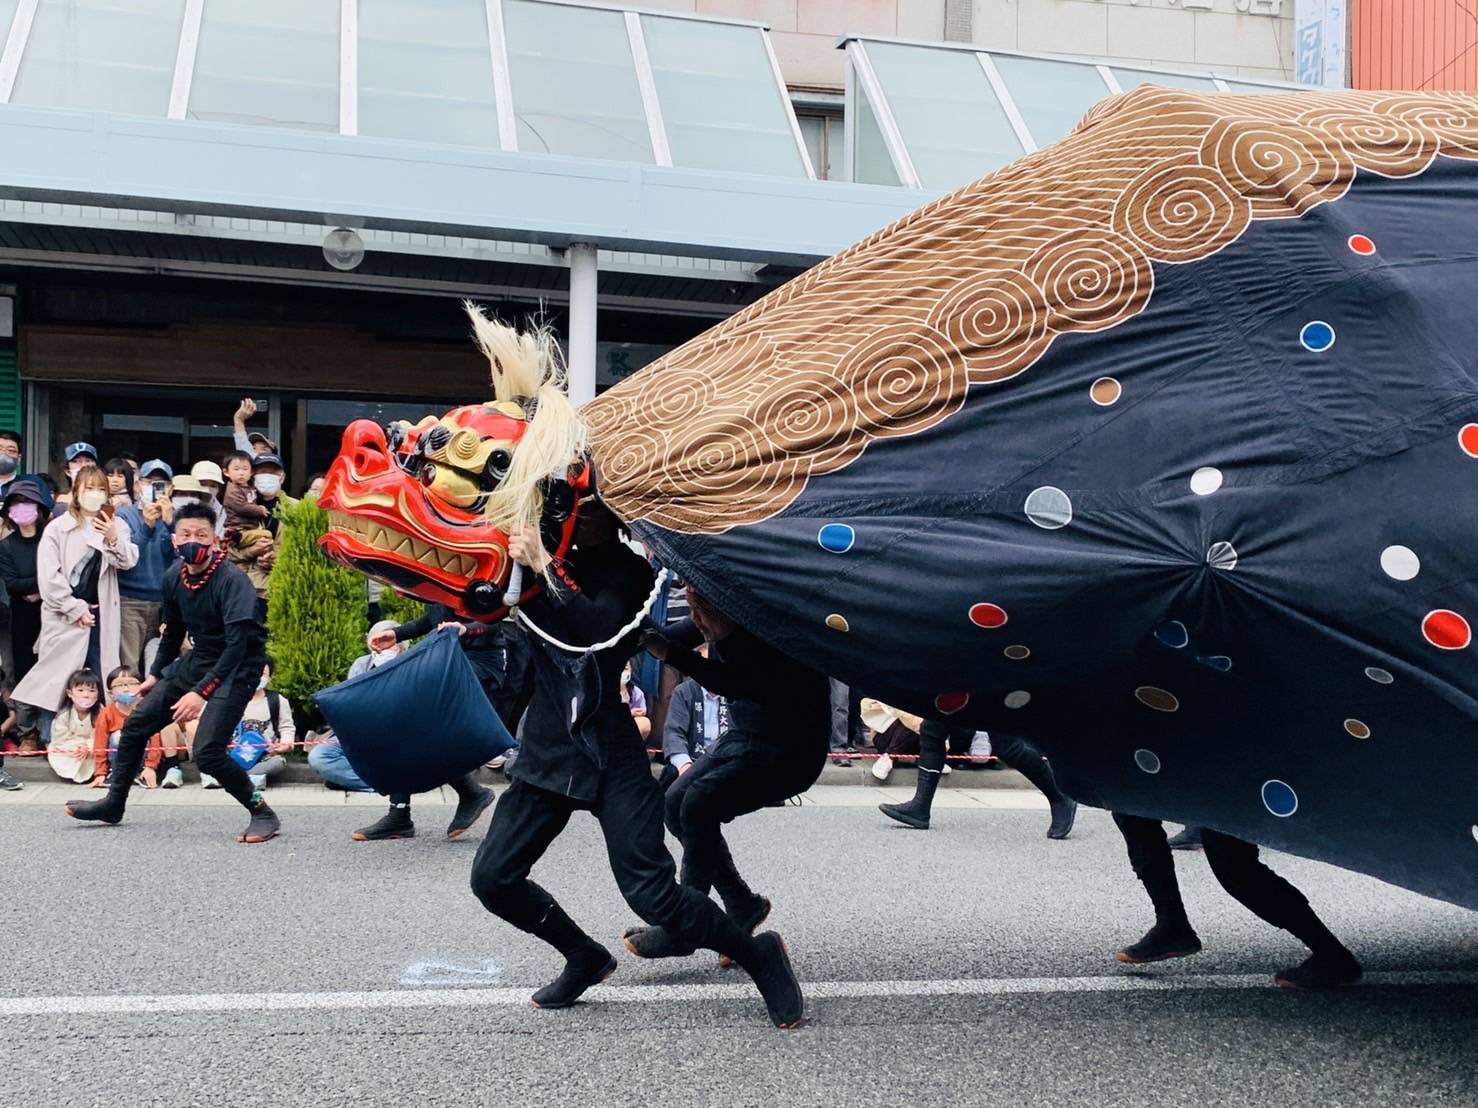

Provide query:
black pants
left=925, top=722, right=1067, bottom=801
left=469, top=738, right=747, bottom=957
left=112, top=672, right=259, bottom=809
left=1113, top=813, right=1338, bottom=949
left=664, top=738, right=825, bottom=910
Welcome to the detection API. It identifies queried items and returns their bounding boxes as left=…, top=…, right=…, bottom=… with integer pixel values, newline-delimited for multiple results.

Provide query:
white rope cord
left=513, top=568, right=670, bottom=655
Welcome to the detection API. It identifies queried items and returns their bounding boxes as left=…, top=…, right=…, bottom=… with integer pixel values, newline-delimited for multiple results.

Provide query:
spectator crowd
left=0, top=400, right=324, bottom=792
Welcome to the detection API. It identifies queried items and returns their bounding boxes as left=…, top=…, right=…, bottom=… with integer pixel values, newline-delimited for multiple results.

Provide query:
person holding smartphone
left=11, top=465, right=139, bottom=738
left=115, top=464, right=177, bottom=675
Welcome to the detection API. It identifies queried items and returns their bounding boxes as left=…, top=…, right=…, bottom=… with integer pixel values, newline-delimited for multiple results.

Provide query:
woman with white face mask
left=11, top=465, right=140, bottom=734
left=228, top=660, right=296, bottom=791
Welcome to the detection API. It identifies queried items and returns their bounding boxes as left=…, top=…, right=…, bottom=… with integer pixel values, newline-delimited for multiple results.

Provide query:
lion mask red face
left=318, top=400, right=587, bottom=621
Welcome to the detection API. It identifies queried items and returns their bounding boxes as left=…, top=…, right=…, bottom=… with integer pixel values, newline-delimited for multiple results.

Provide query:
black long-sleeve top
left=151, top=558, right=267, bottom=698
left=664, top=618, right=831, bottom=756
left=510, top=542, right=653, bottom=801
left=0, top=529, right=40, bottom=598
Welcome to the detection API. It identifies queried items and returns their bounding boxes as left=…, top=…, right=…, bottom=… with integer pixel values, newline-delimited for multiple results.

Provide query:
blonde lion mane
left=462, top=301, right=588, bottom=558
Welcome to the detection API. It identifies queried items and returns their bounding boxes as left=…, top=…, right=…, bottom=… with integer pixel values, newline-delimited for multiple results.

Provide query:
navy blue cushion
left=316, top=628, right=513, bottom=795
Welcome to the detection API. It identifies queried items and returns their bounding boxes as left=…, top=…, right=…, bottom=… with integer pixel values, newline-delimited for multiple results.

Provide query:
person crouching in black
left=623, top=589, right=829, bottom=962
left=467, top=501, right=805, bottom=1027
left=64, top=504, right=280, bottom=843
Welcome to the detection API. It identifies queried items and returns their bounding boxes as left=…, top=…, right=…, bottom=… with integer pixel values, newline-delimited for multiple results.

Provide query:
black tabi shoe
left=1166, top=827, right=1204, bottom=851
left=621, top=925, right=697, bottom=960
left=1047, top=798, right=1078, bottom=840
left=717, top=896, right=773, bottom=968
left=1273, top=947, right=1363, bottom=991
left=879, top=800, right=930, bottom=830
left=352, top=807, right=415, bottom=841
left=1115, top=921, right=1203, bottom=964
left=745, top=932, right=806, bottom=1029
left=64, top=797, right=124, bottom=825
left=531, top=946, right=618, bottom=1009
left=446, top=786, right=495, bottom=839
left=239, top=803, right=281, bottom=844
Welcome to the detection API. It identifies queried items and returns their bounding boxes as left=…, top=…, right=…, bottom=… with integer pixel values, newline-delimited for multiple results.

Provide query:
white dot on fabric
left=1004, top=644, right=1031, bottom=660
left=1190, top=467, right=1223, bottom=496
left=1379, top=545, right=1420, bottom=581
left=1206, top=541, right=1238, bottom=571
left=1364, top=666, right=1394, bottom=685
left=1472, top=824, right=1478, bottom=845
left=1134, top=749, right=1161, bottom=774
left=1004, top=690, right=1031, bottom=709
left=1024, top=486, right=1072, bottom=529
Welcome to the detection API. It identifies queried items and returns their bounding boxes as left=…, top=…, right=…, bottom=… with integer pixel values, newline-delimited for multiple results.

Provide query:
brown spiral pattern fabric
left=585, top=88, right=1478, bottom=534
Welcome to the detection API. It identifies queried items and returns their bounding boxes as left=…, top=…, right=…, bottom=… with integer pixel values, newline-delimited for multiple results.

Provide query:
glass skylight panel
left=11, top=0, right=185, bottom=115
left=503, top=0, right=652, bottom=162
left=641, top=16, right=803, bottom=176
left=188, top=0, right=339, bottom=131
left=1112, top=67, right=1219, bottom=92
left=851, top=79, right=900, bottom=186
left=988, top=54, right=1111, bottom=148
left=865, top=42, right=1023, bottom=189
left=358, top=0, right=500, bottom=146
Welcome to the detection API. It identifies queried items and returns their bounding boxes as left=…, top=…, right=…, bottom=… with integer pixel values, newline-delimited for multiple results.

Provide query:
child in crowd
left=222, top=450, right=274, bottom=597
left=620, top=664, right=650, bottom=741
left=233, top=660, right=296, bottom=789
left=46, top=669, right=103, bottom=785
left=91, top=667, right=162, bottom=789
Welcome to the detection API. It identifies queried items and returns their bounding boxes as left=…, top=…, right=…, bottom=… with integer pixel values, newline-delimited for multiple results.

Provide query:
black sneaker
left=352, top=807, right=415, bottom=841
left=1116, top=921, right=1203, bottom=964
left=879, top=800, right=929, bottom=830
left=0, top=768, right=21, bottom=791
left=1047, top=798, right=1078, bottom=840
left=238, top=803, right=280, bottom=844
left=745, top=932, right=805, bottom=1029
left=621, top=925, right=696, bottom=960
left=718, top=896, right=773, bottom=968
left=1167, top=826, right=1203, bottom=851
left=64, top=797, right=123, bottom=824
left=446, top=786, right=495, bottom=839
left=531, top=946, right=617, bottom=1009
left=1274, top=947, right=1362, bottom=990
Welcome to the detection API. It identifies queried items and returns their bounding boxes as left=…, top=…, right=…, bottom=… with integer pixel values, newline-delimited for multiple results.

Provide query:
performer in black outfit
left=65, top=505, right=280, bottom=843
left=879, top=719, right=1078, bottom=837
left=1112, top=813, right=1362, bottom=989
left=623, top=590, right=829, bottom=961
left=352, top=605, right=529, bottom=841
left=467, top=502, right=805, bottom=1027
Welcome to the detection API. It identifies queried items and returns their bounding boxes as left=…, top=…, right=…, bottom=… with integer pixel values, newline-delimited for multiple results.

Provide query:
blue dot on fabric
left=1154, top=620, right=1189, bottom=649
left=817, top=524, right=855, bottom=553
left=1262, top=779, right=1298, bottom=818
left=1299, top=321, right=1336, bottom=352
left=1196, top=654, right=1233, bottom=673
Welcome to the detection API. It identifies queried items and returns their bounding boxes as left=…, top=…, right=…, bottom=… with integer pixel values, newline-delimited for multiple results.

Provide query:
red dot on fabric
left=1347, top=234, right=1376, bottom=256
left=1422, top=609, right=1472, bottom=650
left=1460, top=423, right=1478, bottom=458
left=935, top=691, right=970, bottom=715
left=968, top=603, right=1008, bottom=629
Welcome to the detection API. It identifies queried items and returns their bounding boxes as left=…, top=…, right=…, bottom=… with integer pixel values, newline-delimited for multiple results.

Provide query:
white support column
left=567, top=243, right=598, bottom=407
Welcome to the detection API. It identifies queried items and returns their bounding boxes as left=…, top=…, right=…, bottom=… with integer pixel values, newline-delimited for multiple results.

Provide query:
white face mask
left=253, top=474, right=281, bottom=497
left=171, top=496, right=198, bottom=511
left=76, top=489, right=108, bottom=513
left=257, top=675, right=269, bottom=691
left=371, top=649, right=399, bottom=667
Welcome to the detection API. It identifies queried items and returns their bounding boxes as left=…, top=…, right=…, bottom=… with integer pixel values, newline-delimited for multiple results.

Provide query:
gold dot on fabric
left=1004, top=644, right=1031, bottom=660
left=1344, top=718, right=1371, bottom=739
left=825, top=614, right=850, bottom=632
left=1090, top=377, right=1122, bottom=406
left=1134, top=686, right=1180, bottom=712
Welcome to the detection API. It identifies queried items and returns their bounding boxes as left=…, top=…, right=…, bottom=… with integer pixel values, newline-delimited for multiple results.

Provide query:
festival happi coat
left=323, top=88, right=1478, bottom=911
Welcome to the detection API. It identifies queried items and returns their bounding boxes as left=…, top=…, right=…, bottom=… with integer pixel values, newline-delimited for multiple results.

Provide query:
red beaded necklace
left=180, top=548, right=227, bottom=592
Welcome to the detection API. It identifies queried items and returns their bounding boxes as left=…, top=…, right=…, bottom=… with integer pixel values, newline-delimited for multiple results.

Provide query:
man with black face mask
left=64, top=504, right=280, bottom=843
left=0, top=429, right=22, bottom=500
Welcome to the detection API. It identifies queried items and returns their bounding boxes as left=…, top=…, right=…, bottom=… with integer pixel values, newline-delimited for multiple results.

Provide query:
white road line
left=2, top=971, right=1473, bottom=1018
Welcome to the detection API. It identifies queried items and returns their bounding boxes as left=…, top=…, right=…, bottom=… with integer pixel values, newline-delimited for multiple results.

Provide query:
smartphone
left=141, top=483, right=157, bottom=504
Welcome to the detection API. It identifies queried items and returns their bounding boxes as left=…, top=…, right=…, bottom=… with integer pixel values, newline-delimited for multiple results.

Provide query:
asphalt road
left=2, top=791, right=1474, bottom=1107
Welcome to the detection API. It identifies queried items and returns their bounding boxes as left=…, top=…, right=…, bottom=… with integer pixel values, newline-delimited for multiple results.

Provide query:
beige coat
left=12, top=512, right=138, bottom=712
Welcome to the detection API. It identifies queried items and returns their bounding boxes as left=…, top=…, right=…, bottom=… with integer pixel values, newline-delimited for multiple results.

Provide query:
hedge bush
left=266, top=496, right=368, bottom=720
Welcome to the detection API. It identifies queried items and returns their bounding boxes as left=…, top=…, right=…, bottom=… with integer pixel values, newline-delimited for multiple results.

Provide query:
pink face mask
left=7, top=502, right=38, bottom=526
left=71, top=691, right=98, bottom=712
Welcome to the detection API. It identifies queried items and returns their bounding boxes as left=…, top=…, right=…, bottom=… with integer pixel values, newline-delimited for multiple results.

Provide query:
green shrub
left=266, top=496, right=367, bottom=722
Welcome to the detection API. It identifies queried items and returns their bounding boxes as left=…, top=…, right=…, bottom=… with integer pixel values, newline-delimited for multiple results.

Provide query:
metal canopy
left=0, top=102, right=931, bottom=265
left=841, top=35, right=1304, bottom=190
